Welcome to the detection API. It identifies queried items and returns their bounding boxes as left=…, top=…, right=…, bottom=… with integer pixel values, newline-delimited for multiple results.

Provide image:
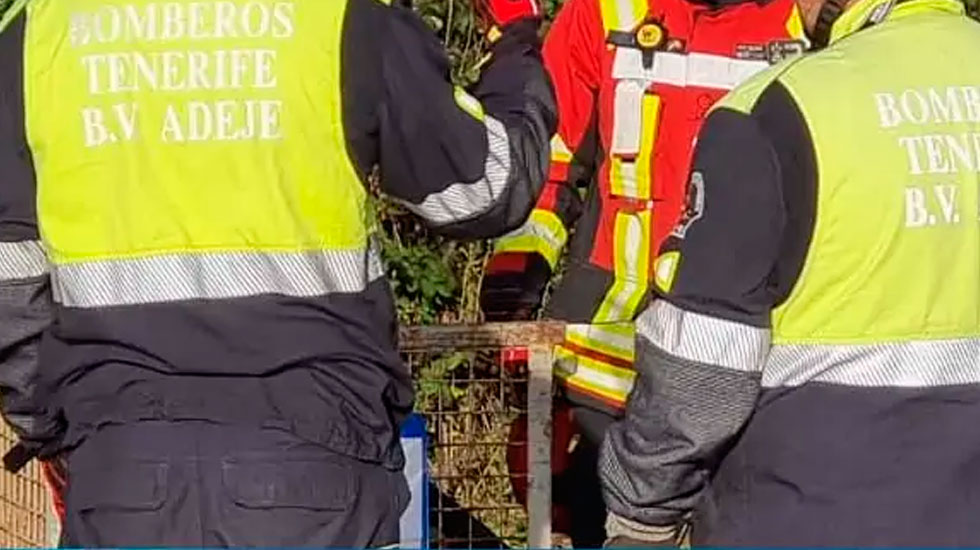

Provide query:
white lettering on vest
left=124, top=5, right=157, bottom=41
left=82, top=107, right=111, bottom=147
left=272, top=3, right=295, bottom=38
left=875, top=93, right=903, bottom=128
left=923, top=135, right=952, bottom=174
left=901, top=90, right=930, bottom=124
left=928, top=88, right=965, bottom=123
left=905, top=187, right=930, bottom=228
left=934, top=184, right=960, bottom=224
left=899, top=136, right=925, bottom=175
left=241, top=2, right=272, bottom=38
left=70, top=2, right=296, bottom=147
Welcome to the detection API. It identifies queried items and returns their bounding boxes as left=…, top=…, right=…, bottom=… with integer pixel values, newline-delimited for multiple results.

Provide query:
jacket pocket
left=222, top=457, right=355, bottom=511
left=65, top=461, right=169, bottom=547
left=71, top=461, right=168, bottom=512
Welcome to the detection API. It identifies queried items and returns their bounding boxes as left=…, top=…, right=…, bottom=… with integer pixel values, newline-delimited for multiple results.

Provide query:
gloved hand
left=475, top=0, right=541, bottom=28
left=604, top=535, right=678, bottom=548
left=480, top=252, right=551, bottom=322
left=604, top=513, right=682, bottom=549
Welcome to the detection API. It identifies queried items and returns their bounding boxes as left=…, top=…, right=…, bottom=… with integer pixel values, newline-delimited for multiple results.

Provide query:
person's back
left=598, top=0, right=980, bottom=545
left=700, top=5, right=980, bottom=543
left=0, top=0, right=554, bottom=546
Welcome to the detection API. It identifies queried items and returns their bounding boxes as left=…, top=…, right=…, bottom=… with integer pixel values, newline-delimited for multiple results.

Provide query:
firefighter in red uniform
left=483, top=0, right=807, bottom=544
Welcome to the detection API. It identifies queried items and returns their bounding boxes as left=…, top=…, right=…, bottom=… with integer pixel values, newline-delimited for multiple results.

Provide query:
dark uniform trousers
left=63, top=420, right=408, bottom=548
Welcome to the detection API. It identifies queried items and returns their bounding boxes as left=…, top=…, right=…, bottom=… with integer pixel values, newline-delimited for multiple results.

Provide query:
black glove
left=3, top=441, right=36, bottom=473
left=480, top=252, right=552, bottom=321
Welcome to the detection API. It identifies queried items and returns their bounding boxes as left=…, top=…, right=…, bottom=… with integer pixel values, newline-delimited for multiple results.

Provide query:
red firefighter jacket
left=484, top=0, right=806, bottom=413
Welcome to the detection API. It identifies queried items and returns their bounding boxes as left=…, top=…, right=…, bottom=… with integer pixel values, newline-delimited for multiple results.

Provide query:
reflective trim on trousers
left=52, top=245, right=385, bottom=308
left=0, top=240, right=48, bottom=281
left=398, top=116, right=512, bottom=225
left=637, top=300, right=770, bottom=372
left=764, top=337, right=980, bottom=388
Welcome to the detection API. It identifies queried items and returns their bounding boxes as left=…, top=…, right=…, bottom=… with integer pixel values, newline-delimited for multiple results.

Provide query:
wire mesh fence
left=0, top=323, right=562, bottom=549
left=402, top=322, right=563, bottom=549
left=0, top=424, right=54, bottom=548
left=408, top=348, right=529, bottom=548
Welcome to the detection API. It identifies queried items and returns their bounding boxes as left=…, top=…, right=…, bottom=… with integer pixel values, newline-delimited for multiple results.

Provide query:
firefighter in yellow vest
left=599, top=0, right=980, bottom=545
left=0, top=0, right=554, bottom=546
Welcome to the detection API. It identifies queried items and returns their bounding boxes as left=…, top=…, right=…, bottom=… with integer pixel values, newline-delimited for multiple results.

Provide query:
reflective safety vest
left=504, top=0, right=805, bottom=412
left=20, top=0, right=380, bottom=308
left=714, top=0, right=980, bottom=384
left=673, top=1, right=980, bottom=541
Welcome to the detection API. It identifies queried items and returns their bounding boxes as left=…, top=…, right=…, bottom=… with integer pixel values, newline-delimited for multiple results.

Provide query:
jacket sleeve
left=480, top=0, right=602, bottom=316
left=490, top=0, right=602, bottom=266
left=0, top=7, right=60, bottom=459
left=373, top=5, right=557, bottom=240
left=599, top=81, right=817, bottom=534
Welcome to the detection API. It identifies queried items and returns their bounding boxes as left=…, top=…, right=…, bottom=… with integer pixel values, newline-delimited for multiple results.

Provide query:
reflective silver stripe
left=763, top=338, right=980, bottom=388
left=52, top=246, right=385, bottom=308
left=636, top=300, right=770, bottom=372
left=0, top=240, right=48, bottom=280
left=612, top=50, right=771, bottom=91
left=401, top=116, right=512, bottom=225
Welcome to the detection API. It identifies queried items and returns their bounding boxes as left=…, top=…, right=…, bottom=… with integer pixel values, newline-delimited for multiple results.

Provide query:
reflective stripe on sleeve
left=551, top=135, right=573, bottom=164
left=52, top=245, right=385, bottom=308
left=565, top=322, right=635, bottom=363
left=637, top=300, right=770, bottom=372
left=0, top=240, right=49, bottom=281
left=399, top=116, right=512, bottom=225
left=554, top=344, right=637, bottom=407
left=764, top=338, right=980, bottom=388
left=493, top=208, right=568, bottom=268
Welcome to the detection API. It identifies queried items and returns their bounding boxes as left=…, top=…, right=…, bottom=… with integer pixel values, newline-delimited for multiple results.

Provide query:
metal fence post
left=526, top=345, right=552, bottom=549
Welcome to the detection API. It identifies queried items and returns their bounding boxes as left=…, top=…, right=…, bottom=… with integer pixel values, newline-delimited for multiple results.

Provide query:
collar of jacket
left=829, top=0, right=965, bottom=44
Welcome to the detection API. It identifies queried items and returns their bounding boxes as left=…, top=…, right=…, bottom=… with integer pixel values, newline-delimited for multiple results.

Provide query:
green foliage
left=414, top=351, right=471, bottom=411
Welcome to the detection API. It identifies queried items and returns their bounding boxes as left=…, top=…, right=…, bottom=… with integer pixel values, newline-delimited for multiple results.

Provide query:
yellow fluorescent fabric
left=554, top=344, right=637, bottom=403
left=565, top=322, right=636, bottom=362
left=718, top=0, right=980, bottom=346
left=785, top=5, right=806, bottom=41
left=594, top=209, right=652, bottom=323
left=493, top=208, right=569, bottom=268
left=551, top=134, right=573, bottom=164
left=633, top=94, right=661, bottom=201
left=600, top=0, right=648, bottom=34
left=25, top=0, right=371, bottom=265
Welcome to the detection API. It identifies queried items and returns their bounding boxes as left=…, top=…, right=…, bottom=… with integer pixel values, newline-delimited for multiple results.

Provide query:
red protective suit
left=483, top=0, right=806, bottom=413
left=483, top=0, right=805, bottom=544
